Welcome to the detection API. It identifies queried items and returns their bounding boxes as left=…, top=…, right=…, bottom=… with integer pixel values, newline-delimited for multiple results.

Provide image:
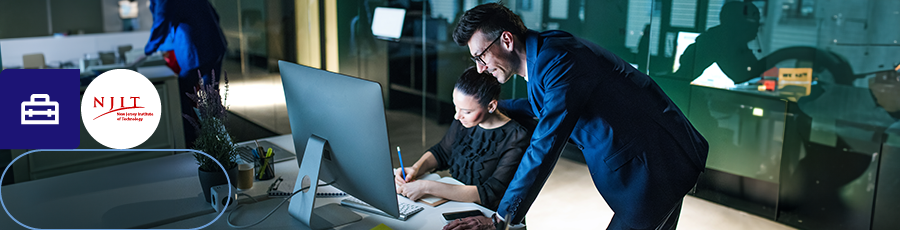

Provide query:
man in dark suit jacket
left=446, top=3, right=708, bottom=230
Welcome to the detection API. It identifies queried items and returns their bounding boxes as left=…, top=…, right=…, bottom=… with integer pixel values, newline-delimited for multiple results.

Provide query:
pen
left=256, top=140, right=265, bottom=158
left=259, top=163, right=268, bottom=179
left=259, top=159, right=269, bottom=179
left=266, top=148, right=273, bottom=158
left=397, top=146, right=406, bottom=180
left=251, top=149, right=260, bottom=159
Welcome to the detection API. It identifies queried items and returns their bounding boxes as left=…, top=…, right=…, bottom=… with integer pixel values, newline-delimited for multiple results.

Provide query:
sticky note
left=370, top=223, right=393, bottom=230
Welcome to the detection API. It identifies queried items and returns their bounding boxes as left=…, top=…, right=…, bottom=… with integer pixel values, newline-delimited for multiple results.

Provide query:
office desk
left=0, top=135, right=491, bottom=229
left=1, top=136, right=290, bottom=229
left=154, top=192, right=492, bottom=230
left=155, top=134, right=493, bottom=230
left=0, top=153, right=214, bottom=229
left=688, top=84, right=790, bottom=183
left=688, top=84, right=894, bottom=229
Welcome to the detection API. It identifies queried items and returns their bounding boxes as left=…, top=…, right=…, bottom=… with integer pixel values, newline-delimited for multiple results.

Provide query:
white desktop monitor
left=278, top=61, right=399, bottom=228
left=673, top=31, right=700, bottom=73
left=372, top=7, right=406, bottom=40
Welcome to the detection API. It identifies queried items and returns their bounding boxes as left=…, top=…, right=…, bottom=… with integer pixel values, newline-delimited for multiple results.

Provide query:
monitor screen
left=371, top=7, right=406, bottom=40
left=673, top=31, right=700, bottom=73
left=278, top=61, right=399, bottom=225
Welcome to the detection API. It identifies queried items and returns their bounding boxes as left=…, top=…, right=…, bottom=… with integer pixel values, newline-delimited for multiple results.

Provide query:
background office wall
left=195, top=0, right=301, bottom=135
left=0, top=0, right=105, bottom=38
left=49, top=0, right=105, bottom=35
left=0, top=0, right=151, bottom=40
left=333, top=0, right=390, bottom=103
left=0, top=0, right=51, bottom=38
left=205, top=0, right=297, bottom=73
left=212, top=0, right=268, bottom=62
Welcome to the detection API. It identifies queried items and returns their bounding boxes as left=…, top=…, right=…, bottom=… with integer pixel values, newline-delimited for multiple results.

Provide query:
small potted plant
left=184, top=70, right=237, bottom=203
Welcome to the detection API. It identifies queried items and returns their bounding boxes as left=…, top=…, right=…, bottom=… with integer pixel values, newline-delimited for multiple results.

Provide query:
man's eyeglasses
left=471, top=35, right=502, bottom=66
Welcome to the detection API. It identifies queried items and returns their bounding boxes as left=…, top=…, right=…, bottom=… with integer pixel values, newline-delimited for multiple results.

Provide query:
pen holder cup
left=256, top=155, right=275, bottom=180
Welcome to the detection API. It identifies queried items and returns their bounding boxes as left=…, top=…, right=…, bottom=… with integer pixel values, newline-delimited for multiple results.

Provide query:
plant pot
left=198, top=166, right=238, bottom=203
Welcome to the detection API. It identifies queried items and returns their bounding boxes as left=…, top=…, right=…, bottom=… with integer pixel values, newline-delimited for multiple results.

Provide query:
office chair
left=22, top=53, right=46, bottom=69
left=99, top=51, right=117, bottom=65
left=117, top=45, right=133, bottom=63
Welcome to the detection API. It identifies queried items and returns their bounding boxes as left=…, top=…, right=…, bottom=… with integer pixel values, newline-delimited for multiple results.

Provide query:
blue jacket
left=144, top=0, right=226, bottom=77
left=497, top=30, right=708, bottom=228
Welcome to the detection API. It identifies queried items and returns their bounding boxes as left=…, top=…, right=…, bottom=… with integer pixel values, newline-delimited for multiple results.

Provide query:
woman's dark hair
left=454, top=67, right=501, bottom=108
left=453, top=3, right=527, bottom=46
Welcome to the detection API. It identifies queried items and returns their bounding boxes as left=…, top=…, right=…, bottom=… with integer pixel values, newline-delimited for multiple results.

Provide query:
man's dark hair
left=454, top=66, right=501, bottom=108
left=720, top=1, right=760, bottom=25
left=453, top=3, right=527, bottom=46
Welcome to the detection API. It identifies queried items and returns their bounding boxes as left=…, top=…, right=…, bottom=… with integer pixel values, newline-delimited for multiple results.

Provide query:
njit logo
left=81, top=69, right=161, bottom=149
left=91, top=96, right=152, bottom=121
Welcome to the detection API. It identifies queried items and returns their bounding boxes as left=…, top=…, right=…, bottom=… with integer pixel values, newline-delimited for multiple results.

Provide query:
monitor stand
left=288, top=135, right=361, bottom=229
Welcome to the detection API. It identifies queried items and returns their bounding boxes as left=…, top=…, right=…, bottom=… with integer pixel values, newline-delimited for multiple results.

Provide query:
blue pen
left=252, top=149, right=260, bottom=159
left=397, top=146, right=406, bottom=180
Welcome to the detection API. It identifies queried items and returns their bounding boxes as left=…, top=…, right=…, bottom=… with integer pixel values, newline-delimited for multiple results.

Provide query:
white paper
left=416, top=174, right=464, bottom=204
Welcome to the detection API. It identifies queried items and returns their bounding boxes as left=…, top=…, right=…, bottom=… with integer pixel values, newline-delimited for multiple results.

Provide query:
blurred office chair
left=123, top=50, right=145, bottom=64
left=99, top=51, right=117, bottom=65
left=22, top=53, right=46, bottom=69
left=117, top=45, right=133, bottom=63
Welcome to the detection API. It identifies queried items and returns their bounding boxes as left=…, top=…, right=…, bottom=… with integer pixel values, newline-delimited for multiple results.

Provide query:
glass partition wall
left=644, top=0, right=899, bottom=229
left=314, top=0, right=663, bottom=170
left=208, top=0, right=297, bottom=135
left=220, top=0, right=897, bottom=229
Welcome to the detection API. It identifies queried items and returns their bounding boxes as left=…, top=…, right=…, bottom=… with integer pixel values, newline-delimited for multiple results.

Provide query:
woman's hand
left=397, top=180, right=433, bottom=201
left=443, top=216, right=494, bottom=230
left=393, top=167, right=419, bottom=185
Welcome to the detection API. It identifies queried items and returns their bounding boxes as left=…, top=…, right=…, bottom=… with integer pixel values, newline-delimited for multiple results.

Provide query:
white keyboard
left=340, top=197, right=424, bottom=221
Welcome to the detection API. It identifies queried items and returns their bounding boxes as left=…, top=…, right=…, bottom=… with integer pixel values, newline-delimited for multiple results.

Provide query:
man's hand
left=443, top=216, right=494, bottom=230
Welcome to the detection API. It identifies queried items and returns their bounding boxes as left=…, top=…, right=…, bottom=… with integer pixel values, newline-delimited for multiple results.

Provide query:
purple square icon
left=0, top=69, right=80, bottom=149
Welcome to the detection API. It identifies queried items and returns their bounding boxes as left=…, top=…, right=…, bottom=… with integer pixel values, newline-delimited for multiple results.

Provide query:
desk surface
left=154, top=192, right=492, bottom=230
left=0, top=152, right=213, bottom=229
left=155, top=135, right=493, bottom=230
left=0, top=135, right=491, bottom=229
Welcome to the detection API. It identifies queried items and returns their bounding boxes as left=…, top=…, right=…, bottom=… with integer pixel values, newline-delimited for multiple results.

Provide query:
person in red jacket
left=145, top=0, right=227, bottom=148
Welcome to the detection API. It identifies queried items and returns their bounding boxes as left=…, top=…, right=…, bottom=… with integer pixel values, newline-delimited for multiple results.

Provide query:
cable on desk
left=226, top=180, right=337, bottom=228
left=236, top=193, right=259, bottom=203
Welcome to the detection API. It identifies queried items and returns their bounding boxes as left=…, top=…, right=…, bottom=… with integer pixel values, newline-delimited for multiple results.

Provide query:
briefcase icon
left=21, top=94, right=60, bottom=125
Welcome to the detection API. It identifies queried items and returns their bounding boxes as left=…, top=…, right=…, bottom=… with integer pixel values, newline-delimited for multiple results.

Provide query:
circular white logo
left=81, top=69, right=161, bottom=149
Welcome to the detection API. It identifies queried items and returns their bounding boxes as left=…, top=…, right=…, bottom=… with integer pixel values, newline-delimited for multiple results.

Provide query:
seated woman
left=394, top=67, right=530, bottom=210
